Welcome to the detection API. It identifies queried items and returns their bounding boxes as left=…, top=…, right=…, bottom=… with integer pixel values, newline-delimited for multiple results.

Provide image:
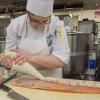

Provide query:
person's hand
left=12, top=49, right=30, bottom=65
left=1, top=53, right=13, bottom=70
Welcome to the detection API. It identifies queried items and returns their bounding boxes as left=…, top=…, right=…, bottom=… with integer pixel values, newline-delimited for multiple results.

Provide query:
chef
left=2, top=0, right=70, bottom=78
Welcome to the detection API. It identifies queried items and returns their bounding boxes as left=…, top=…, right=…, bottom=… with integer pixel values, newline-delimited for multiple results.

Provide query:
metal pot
left=63, top=32, right=90, bottom=77
left=0, top=40, right=5, bottom=53
left=67, top=32, right=90, bottom=53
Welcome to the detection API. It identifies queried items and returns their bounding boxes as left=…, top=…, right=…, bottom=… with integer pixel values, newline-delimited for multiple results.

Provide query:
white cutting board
left=0, top=90, right=12, bottom=100
left=8, top=85, right=100, bottom=100
left=7, top=77, right=100, bottom=100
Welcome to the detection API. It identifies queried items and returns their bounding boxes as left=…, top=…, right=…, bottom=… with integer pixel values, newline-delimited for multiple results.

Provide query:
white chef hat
left=26, top=0, right=54, bottom=17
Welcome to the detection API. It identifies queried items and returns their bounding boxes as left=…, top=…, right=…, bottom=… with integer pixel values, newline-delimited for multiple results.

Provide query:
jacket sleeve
left=5, top=21, right=18, bottom=51
left=51, top=19, right=70, bottom=64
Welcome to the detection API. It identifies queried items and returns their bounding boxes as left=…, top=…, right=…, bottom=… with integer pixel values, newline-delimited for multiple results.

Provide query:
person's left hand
left=12, top=50, right=30, bottom=65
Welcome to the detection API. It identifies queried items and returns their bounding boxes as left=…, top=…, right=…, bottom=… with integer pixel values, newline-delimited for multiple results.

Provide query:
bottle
left=86, top=50, right=96, bottom=81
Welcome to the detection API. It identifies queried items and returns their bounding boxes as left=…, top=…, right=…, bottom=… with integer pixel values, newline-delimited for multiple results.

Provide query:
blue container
left=88, top=51, right=96, bottom=69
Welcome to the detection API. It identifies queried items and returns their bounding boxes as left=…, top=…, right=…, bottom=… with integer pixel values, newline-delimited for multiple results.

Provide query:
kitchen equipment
left=63, top=53, right=87, bottom=77
left=78, top=20, right=96, bottom=34
left=63, top=14, right=72, bottom=32
left=0, top=40, right=5, bottom=53
left=63, top=32, right=90, bottom=78
left=0, top=14, right=10, bottom=37
left=0, top=14, right=10, bottom=53
left=0, top=28, right=8, bottom=54
left=94, top=42, right=100, bottom=81
left=86, top=50, right=96, bottom=81
left=78, top=19, right=96, bottom=49
left=67, top=32, right=90, bottom=53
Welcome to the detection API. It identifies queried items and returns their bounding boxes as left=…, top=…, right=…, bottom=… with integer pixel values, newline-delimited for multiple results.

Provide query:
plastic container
left=86, top=50, right=96, bottom=80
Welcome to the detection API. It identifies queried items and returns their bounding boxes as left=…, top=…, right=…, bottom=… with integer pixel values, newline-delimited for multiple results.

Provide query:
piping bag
left=5, top=51, right=45, bottom=81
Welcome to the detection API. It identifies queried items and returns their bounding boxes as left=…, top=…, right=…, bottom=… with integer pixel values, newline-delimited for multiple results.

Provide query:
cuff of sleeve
left=52, top=52, right=70, bottom=64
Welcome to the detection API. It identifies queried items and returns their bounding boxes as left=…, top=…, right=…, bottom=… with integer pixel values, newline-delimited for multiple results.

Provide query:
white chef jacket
left=5, top=14, right=70, bottom=77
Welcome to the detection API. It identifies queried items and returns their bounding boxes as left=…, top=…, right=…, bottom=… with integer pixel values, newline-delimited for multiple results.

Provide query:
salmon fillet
left=11, top=75, right=100, bottom=94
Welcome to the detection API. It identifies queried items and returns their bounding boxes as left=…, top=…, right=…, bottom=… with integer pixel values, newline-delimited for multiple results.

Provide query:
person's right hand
left=1, top=54, right=13, bottom=70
